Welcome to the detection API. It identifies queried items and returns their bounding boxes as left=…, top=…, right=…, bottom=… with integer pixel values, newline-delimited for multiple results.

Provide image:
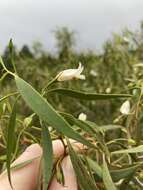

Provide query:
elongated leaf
left=60, top=112, right=98, bottom=136
left=112, top=145, right=143, bottom=154
left=85, top=120, right=123, bottom=132
left=48, top=88, right=132, bottom=100
left=41, top=123, right=53, bottom=190
left=67, top=140, right=98, bottom=190
left=79, top=120, right=110, bottom=157
left=85, top=157, right=102, bottom=178
left=15, top=76, right=94, bottom=148
left=3, top=156, right=40, bottom=173
left=102, top=157, right=117, bottom=190
left=60, top=112, right=110, bottom=156
left=9, top=39, right=17, bottom=73
left=6, top=101, right=17, bottom=188
left=111, top=164, right=142, bottom=182
left=84, top=157, right=142, bottom=182
left=100, top=125, right=123, bottom=132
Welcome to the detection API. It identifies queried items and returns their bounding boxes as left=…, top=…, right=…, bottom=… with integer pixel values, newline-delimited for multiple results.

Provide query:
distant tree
left=19, top=45, right=33, bottom=58
left=54, top=27, right=76, bottom=62
left=32, top=41, right=44, bottom=58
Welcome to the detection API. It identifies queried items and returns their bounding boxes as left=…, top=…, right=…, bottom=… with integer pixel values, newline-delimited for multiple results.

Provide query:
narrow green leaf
left=100, top=125, right=123, bottom=132
left=48, top=88, right=132, bottom=100
left=60, top=112, right=98, bottom=136
left=9, top=39, right=17, bottom=74
left=3, top=156, right=40, bottom=173
left=112, top=145, right=143, bottom=154
left=85, top=120, right=123, bottom=132
left=9, top=38, right=13, bottom=53
left=6, top=101, right=17, bottom=189
left=60, top=112, right=110, bottom=157
left=67, top=140, right=98, bottom=190
left=41, top=123, right=53, bottom=190
left=111, top=164, right=142, bottom=182
left=102, top=157, right=117, bottom=190
left=80, top=121, right=110, bottom=157
left=15, top=76, right=94, bottom=148
left=84, top=157, right=142, bottom=182
left=85, top=157, right=102, bottom=178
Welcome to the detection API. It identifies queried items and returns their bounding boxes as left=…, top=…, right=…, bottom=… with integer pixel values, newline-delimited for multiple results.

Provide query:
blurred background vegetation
left=1, top=22, right=143, bottom=125
left=1, top=20, right=143, bottom=189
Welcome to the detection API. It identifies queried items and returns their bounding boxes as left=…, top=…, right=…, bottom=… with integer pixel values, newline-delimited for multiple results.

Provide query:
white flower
left=123, top=37, right=130, bottom=43
left=105, top=87, right=111, bottom=93
left=78, top=113, right=87, bottom=121
left=48, top=126, right=53, bottom=132
left=90, top=70, right=98, bottom=77
left=56, top=62, right=85, bottom=81
left=120, top=100, right=130, bottom=115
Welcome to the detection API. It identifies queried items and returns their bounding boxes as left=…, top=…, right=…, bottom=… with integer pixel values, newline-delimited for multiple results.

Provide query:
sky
left=0, top=0, right=143, bottom=52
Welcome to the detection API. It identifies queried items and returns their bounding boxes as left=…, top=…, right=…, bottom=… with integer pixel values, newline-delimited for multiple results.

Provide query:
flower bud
left=78, top=113, right=87, bottom=121
left=120, top=100, right=130, bottom=115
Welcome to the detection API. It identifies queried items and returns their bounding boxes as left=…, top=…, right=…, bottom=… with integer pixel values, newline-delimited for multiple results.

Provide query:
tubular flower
left=56, top=62, right=85, bottom=81
left=120, top=100, right=130, bottom=115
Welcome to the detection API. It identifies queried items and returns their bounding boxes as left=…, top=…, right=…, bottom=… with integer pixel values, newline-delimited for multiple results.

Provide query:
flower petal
left=76, top=74, right=86, bottom=80
left=120, top=100, right=130, bottom=115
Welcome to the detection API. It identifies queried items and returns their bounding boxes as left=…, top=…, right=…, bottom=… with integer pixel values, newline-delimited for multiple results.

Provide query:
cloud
left=0, top=0, right=143, bottom=51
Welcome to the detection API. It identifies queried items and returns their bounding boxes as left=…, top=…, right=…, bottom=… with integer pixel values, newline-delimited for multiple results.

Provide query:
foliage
left=1, top=24, right=143, bottom=189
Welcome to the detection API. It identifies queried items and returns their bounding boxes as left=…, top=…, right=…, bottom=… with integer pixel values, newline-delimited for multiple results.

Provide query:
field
left=1, top=25, right=143, bottom=189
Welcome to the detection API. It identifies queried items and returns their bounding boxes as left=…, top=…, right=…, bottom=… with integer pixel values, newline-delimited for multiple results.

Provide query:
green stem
left=42, top=77, right=58, bottom=95
left=0, top=92, right=19, bottom=102
left=0, top=56, right=15, bottom=77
